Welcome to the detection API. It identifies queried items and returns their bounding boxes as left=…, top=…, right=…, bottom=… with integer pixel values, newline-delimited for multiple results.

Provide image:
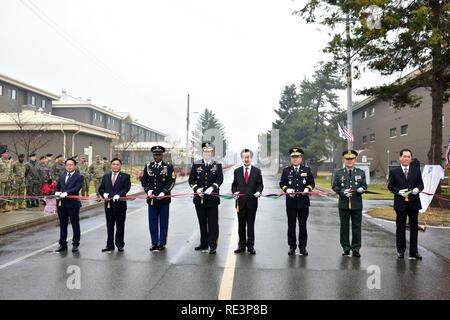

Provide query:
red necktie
left=244, top=167, right=249, bottom=184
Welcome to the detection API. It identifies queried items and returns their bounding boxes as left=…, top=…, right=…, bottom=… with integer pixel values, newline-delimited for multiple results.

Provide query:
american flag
left=445, top=136, right=450, bottom=165
left=338, top=122, right=354, bottom=142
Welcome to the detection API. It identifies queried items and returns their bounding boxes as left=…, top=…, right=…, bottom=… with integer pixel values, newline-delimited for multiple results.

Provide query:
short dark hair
left=240, top=149, right=253, bottom=158
left=65, top=158, right=77, bottom=165
left=400, top=149, right=412, bottom=157
left=111, top=158, right=122, bottom=164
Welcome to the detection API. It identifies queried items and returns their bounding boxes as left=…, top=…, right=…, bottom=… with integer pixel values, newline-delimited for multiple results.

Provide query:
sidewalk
left=0, top=175, right=189, bottom=236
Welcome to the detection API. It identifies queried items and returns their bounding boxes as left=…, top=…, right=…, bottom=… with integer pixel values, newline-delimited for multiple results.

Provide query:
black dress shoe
left=299, top=248, right=308, bottom=256
left=288, top=248, right=296, bottom=256
left=195, top=245, right=208, bottom=251
left=397, top=252, right=405, bottom=259
left=342, top=251, right=351, bottom=257
left=102, top=247, right=114, bottom=252
left=234, top=248, right=246, bottom=254
left=352, top=252, right=361, bottom=258
left=117, top=247, right=124, bottom=252
left=248, top=248, right=256, bottom=255
left=72, top=245, right=79, bottom=253
left=158, top=245, right=165, bottom=251
left=55, top=245, right=68, bottom=253
left=409, top=253, right=422, bottom=260
left=209, top=248, right=217, bottom=255
left=149, top=245, right=160, bottom=252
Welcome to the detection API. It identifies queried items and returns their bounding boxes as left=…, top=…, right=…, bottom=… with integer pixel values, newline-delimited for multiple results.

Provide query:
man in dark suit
left=54, top=158, right=84, bottom=253
left=99, top=158, right=131, bottom=252
left=141, top=146, right=176, bottom=252
left=388, top=148, right=424, bottom=260
left=231, top=149, right=264, bottom=255
left=189, top=142, right=224, bottom=255
left=279, top=148, right=315, bottom=256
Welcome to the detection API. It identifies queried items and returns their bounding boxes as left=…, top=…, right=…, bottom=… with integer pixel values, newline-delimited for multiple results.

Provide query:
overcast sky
left=0, top=0, right=387, bottom=153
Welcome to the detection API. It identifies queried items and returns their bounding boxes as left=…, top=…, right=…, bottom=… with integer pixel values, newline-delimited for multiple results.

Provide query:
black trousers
left=57, top=206, right=81, bottom=246
left=287, top=208, right=309, bottom=249
left=105, top=207, right=126, bottom=248
left=195, top=205, right=219, bottom=249
left=237, top=204, right=256, bottom=249
left=396, top=207, right=419, bottom=255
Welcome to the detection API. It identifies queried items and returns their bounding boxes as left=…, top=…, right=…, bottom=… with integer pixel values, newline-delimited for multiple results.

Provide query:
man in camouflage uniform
left=25, top=153, right=41, bottom=208
left=0, top=147, right=13, bottom=212
left=89, top=155, right=105, bottom=199
left=78, top=155, right=91, bottom=197
left=102, top=157, right=110, bottom=174
left=52, top=155, right=66, bottom=182
left=12, top=154, right=27, bottom=210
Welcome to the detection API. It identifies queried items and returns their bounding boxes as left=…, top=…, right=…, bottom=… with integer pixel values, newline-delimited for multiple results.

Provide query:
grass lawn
left=314, top=176, right=394, bottom=200
left=369, top=207, right=450, bottom=227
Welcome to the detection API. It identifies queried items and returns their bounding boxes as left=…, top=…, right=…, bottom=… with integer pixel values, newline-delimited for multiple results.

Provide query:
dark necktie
left=404, top=168, right=408, bottom=179
left=244, top=167, right=249, bottom=184
left=348, top=169, right=352, bottom=178
left=65, top=173, right=72, bottom=183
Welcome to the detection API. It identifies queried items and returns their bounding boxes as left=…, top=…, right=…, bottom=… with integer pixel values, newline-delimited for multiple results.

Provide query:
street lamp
left=386, top=149, right=390, bottom=180
left=185, top=94, right=199, bottom=172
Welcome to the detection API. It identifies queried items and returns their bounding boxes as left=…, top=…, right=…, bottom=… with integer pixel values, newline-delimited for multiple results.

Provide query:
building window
left=41, top=99, right=46, bottom=108
left=370, top=134, right=375, bottom=142
left=31, top=95, right=36, bottom=105
left=94, top=112, right=97, bottom=120
left=9, top=89, right=16, bottom=100
left=368, top=107, right=375, bottom=116
left=107, top=117, right=110, bottom=125
left=362, top=136, right=367, bottom=144
left=389, top=128, right=397, bottom=138
left=0, top=85, right=3, bottom=96
left=362, top=110, right=367, bottom=119
left=400, top=125, right=408, bottom=135
left=99, top=114, right=103, bottom=121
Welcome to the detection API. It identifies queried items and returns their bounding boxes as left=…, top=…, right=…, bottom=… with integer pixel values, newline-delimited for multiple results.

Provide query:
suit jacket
left=231, top=166, right=264, bottom=211
left=279, top=165, right=315, bottom=209
left=388, top=166, right=424, bottom=211
left=99, top=171, right=131, bottom=211
left=189, top=160, right=224, bottom=207
left=141, top=161, right=175, bottom=206
left=56, top=171, right=83, bottom=209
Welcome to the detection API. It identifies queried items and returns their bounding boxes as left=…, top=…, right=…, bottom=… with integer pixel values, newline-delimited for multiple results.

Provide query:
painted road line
left=218, top=214, right=239, bottom=300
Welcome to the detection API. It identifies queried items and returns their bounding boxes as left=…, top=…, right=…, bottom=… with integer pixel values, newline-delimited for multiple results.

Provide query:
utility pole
left=185, top=94, right=190, bottom=172
left=346, top=12, right=353, bottom=150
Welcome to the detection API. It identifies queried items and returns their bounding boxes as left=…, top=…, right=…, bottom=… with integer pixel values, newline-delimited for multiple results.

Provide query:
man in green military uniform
left=25, top=153, right=41, bottom=208
left=78, top=155, right=91, bottom=197
left=51, top=155, right=65, bottom=182
left=102, top=157, right=110, bottom=174
left=0, top=147, right=13, bottom=212
left=89, top=155, right=104, bottom=199
left=332, top=150, right=368, bottom=258
left=12, top=154, right=27, bottom=210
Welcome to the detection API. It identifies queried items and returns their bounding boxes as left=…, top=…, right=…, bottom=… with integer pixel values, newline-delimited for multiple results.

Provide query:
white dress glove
left=357, top=187, right=365, bottom=193
left=147, top=190, right=154, bottom=197
left=286, top=188, right=295, bottom=198
left=60, top=192, right=68, bottom=198
left=254, top=191, right=261, bottom=198
left=412, top=188, right=420, bottom=195
left=204, top=187, right=214, bottom=195
left=399, top=189, right=409, bottom=198
left=103, top=193, right=109, bottom=199
left=303, top=188, right=309, bottom=194
left=196, top=187, right=204, bottom=197
left=113, top=195, right=120, bottom=202
left=55, top=192, right=61, bottom=197
left=344, top=189, right=352, bottom=198
left=157, top=192, right=165, bottom=199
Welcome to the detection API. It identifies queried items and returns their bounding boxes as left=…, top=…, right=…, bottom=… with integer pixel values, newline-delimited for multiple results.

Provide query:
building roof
left=0, top=107, right=119, bottom=139
left=0, top=73, right=59, bottom=100
left=113, top=141, right=175, bottom=152
left=54, top=92, right=167, bottom=136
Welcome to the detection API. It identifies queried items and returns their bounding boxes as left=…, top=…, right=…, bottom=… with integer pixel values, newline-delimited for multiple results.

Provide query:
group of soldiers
left=0, top=145, right=110, bottom=212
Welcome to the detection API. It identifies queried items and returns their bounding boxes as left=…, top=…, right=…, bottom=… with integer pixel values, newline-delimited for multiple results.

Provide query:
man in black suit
left=231, top=149, right=264, bottom=255
left=388, top=148, right=424, bottom=260
left=99, top=158, right=131, bottom=252
left=54, top=158, right=84, bottom=253
left=279, top=148, right=315, bottom=256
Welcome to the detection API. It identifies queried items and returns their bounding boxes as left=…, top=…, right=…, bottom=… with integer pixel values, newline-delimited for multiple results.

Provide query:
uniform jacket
left=189, top=160, right=224, bottom=207
left=279, top=165, right=315, bottom=209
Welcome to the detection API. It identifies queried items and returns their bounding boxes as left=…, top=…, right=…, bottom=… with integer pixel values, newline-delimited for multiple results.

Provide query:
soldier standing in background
left=51, top=155, right=66, bottom=182
left=78, top=155, right=91, bottom=197
left=12, top=154, right=27, bottom=210
left=102, top=157, right=110, bottom=174
left=89, top=155, right=104, bottom=199
left=0, top=147, right=13, bottom=212
left=25, top=153, right=41, bottom=208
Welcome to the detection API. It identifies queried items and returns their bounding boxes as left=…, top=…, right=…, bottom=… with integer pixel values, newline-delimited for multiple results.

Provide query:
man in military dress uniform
left=189, top=142, right=224, bottom=254
left=280, top=148, right=315, bottom=256
left=12, top=154, right=27, bottom=210
left=25, top=153, right=41, bottom=208
left=78, top=155, right=91, bottom=197
left=141, top=146, right=176, bottom=251
left=89, top=155, right=105, bottom=199
left=0, top=147, right=12, bottom=212
left=332, top=150, right=367, bottom=258
left=51, top=155, right=66, bottom=182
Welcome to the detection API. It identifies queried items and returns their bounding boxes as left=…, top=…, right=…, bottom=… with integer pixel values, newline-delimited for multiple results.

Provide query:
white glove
left=357, top=187, right=365, bottom=194
left=157, top=192, right=165, bottom=199
left=55, top=192, right=61, bottom=197
left=344, top=189, right=352, bottom=198
left=60, top=192, right=68, bottom=198
left=204, top=187, right=214, bottom=195
left=113, top=195, right=120, bottom=202
left=303, top=188, right=309, bottom=194
left=254, top=191, right=261, bottom=198
left=412, top=188, right=420, bottom=195
left=103, top=193, right=109, bottom=199
left=399, top=189, right=409, bottom=198
left=147, top=190, right=154, bottom=197
left=286, top=188, right=295, bottom=198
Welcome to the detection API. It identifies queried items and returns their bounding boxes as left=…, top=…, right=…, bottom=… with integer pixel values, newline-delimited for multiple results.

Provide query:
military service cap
left=151, top=145, right=166, bottom=154
left=289, top=148, right=304, bottom=157
left=342, top=149, right=358, bottom=159
left=202, top=142, right=214, bottom=152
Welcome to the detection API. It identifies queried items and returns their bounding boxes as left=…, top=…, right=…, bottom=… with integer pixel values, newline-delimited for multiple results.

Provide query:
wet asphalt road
left=0, top=168, right=449, bottom=300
